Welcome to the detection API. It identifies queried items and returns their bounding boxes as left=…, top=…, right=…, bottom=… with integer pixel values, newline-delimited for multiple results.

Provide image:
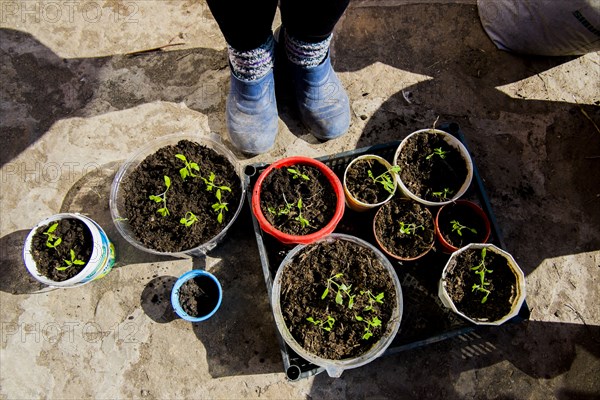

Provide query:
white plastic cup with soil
left=23, top=213, right=116, bottom=288
left=271, top=233, right=403, bottom=378
left=343, top=154, right=398, bottom=212
left=110, top=133, right=246, bottom=257
left=438, top=243, right=526, bottom=326
left=373, top=198, right=435, bottom=261
left=393, top=128, right=474, bottom=206
left=171, top=270, right=222, bottom=322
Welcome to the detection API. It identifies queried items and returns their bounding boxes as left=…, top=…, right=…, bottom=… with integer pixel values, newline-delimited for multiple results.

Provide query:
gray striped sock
left=285, top=32, right=332, bottom=68
left=228, top=35, right=275, bottom=81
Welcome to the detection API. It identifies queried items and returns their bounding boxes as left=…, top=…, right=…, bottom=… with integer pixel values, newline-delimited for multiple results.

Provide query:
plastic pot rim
left=251, top=156, right=345, bottom=245
left=109, top=132, right=247, bottom=257
left=393, top=128, right=474, bottom=206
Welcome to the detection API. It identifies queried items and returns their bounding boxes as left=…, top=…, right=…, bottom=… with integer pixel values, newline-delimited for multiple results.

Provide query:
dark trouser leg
left=206, top=0, right=278, bottom=51
left=280, top=0, right=350, bottom=43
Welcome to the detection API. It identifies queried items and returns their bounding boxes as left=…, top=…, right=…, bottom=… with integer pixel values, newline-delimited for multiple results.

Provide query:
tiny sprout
left=307, top=315, right=336, bottom=332
left=355, top=315, right=382, bottom=340
left=149, top=176, right=171, bottom=217
left=175, top=154, right=199, bottom=181
left=267, top=195, right=294, bottom=217
left=294, top=197, right=311, bottom=229
left=471, top=248, right=493, bottom=303
left=202, top=172, right=232, bottom=194
left=56, top=249, right=85, bottom=271
left=398, top=222, right=424, bottom=236
left=43, top=222, right=62, bottom=249
left=179, top=211, right=198, bottom=227
left=361, top=290, right=385, bottom=312
left=432, top=187, right=453, bottom=201
left=322, top=273, right=355, bottom=309
left=426, top=147, right=449, bottom=160
left=211, top=189, right=229, bottom=224
left=451, top=220, right=477, bottom=236
left=287, top=168, right=310, bottom=181
left=368, top=165, right=401, bottom=194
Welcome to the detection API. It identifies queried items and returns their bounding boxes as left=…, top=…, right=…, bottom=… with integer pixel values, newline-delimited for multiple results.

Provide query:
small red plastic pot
left=435, top=200, right=491, bottom=253
left=251, top=156, right=345, bottom=245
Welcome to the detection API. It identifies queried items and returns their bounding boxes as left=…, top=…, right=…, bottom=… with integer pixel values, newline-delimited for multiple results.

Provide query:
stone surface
left=1, top=1, right=599, bottom=399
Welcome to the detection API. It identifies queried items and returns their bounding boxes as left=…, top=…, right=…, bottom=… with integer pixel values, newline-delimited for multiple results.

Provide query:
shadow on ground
left=307, top=320, right=600, bottom=399
left=334, top=3, right=600, bottom=270
left=0, top=28, right=229, bottom=168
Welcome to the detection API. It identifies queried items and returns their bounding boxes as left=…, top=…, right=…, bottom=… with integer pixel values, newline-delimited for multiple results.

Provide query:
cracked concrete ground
left=1, top=0, right=599, bottom=398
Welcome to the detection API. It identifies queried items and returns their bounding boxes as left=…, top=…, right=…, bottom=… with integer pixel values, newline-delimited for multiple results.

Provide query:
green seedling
left=287, top=168, right=310, bottom=181
left=361, top=290, right=385, bottom=312
left=149, top=175, right=171, bottom=217
left=432, top=187, right=453, bottom=201
left=175, top=154, right=199, bottom=181
left=294, top=197, right=311, bottom=228
left=398, top=222, right=424, bottom=236
left=267, top=194, right=294, bottom=216
left=368, top=165, right=401, bottom=194
left=211, top=189, right=229, bottom=224
left=43, top=222, right=62, bottom=249
left=426, top=147, right=449, bottom=160
left=322, top=273, right=356, bottom=309
left=451, top=220, right=477, bottom=237
left=355, top=314, right=382, bottom=340
left=56, top=249, right=85, bottom=271
left=306, top=316, right=335, bottom=332
left=179, top=211, right=198, bottom=227
left=471, top=247, right=493, bottom=303
left=202, top=172, right=232, bottom=194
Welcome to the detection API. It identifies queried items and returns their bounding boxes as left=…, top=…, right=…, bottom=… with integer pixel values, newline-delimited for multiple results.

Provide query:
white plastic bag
left=478, top=0, right=600, bottom=56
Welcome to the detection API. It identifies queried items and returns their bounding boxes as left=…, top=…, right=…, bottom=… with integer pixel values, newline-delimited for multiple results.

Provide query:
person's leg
left=206, top=0, right=279, bottom=155
left=280, top=0, right=350, bottom=44
left=279, top=0, right=351, bottom=140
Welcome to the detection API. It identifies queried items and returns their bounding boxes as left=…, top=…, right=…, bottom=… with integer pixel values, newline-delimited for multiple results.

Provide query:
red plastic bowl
left=251, top=156, right=345, bottom=245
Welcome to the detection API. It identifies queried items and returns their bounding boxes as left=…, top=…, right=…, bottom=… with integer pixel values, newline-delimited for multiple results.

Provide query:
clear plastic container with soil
left=110, top=134, right=245, bottom=256
left=246, top=123, right=530, bottom=380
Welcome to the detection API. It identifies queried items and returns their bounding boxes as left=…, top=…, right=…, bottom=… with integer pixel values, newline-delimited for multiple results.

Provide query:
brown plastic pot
left=373, top=198, right=435, bottom=262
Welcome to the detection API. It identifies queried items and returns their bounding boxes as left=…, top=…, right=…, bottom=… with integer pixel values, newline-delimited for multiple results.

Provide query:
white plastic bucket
left=23, top=213, right=116, bottom=288
left=393, top=128, right=473, bottom=206
left=438, top=243, right=526, bottom=326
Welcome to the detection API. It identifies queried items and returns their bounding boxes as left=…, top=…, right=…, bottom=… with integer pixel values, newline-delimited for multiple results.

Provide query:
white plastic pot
left=23, top=213, right=116, bottom=288
left=272, top=234, right=403, bottom=378
left=343, top=154, right=397, bottom=212
left=393, top=128, right=473, bottom=206
left=438, top=243, right=526, bottom=326
left=109, top=133, right=246, bottom=257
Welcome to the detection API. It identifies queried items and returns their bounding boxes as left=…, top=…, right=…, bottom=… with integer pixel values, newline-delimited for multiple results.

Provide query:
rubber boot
left=226, top=68, right=278, bottom=155
left=289, top=52, right=350, bottom=140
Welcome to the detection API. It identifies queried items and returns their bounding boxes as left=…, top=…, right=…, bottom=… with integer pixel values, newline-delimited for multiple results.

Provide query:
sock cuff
left=228, top=35, right=275, bottom=81
left=285, top=32, right=332, bottom=68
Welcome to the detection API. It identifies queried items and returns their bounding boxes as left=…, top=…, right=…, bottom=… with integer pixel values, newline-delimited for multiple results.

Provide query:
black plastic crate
left=244, top=123, right=530, bottom=381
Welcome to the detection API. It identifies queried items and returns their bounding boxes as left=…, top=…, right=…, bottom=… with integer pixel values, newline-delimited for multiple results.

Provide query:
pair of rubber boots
left=226, top=34, right=350, bottom=155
